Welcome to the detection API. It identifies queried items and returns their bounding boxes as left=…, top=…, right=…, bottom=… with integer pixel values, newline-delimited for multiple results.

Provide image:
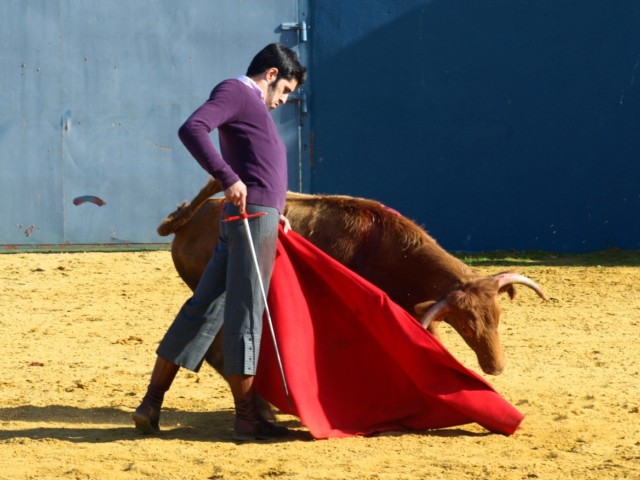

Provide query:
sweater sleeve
left=178, top=81, right=242, bottom=189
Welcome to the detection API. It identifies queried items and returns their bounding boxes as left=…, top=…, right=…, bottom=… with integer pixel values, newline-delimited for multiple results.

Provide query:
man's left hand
left=279, top=214, right=291, bottom=234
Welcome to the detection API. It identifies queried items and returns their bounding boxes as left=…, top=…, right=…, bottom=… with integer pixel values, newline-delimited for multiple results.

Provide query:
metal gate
left=0, top=0, right=310, bottom=247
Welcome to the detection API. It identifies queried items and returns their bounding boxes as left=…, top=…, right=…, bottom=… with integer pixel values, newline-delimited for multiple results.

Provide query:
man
left=133, top=43, right=306, bottom=440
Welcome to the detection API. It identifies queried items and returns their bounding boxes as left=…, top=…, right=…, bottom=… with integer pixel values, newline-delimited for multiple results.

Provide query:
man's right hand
left=224, top=180, right=247, bottom=214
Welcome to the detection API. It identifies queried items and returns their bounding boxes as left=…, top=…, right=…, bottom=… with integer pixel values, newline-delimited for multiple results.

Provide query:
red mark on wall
left=16, top=224, right=39, bottom=237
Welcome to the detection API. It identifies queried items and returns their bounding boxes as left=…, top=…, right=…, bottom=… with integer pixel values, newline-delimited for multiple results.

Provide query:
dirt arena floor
left=1, top=248, right=639, bottom=480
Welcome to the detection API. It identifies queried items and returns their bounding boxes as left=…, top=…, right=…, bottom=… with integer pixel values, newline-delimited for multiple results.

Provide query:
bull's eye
left=462, top=321, right=477, bottom=339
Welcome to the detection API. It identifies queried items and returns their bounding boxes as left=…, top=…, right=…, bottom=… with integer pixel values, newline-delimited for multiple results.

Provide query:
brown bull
left=159, top=178, right=546, bottom=375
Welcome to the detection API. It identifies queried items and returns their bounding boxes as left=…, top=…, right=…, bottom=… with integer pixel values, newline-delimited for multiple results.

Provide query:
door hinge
left=288, top=91, right=308, bottom=115
left=281, top=21, right=309, bottom=42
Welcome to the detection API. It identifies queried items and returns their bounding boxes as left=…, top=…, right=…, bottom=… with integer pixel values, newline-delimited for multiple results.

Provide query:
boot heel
left=132, top=406, right=161, bottom=434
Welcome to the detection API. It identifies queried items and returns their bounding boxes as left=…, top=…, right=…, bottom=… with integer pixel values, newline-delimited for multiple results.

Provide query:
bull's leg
left=203, top=329, right=225, bottom=375
left=427, top=322, right=442, bottom=340
left=132, top=356, right=179, bottom=434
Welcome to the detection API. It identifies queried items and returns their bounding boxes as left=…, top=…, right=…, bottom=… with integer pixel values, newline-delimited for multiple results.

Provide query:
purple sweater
left=178, top=78, right=288, bottom=212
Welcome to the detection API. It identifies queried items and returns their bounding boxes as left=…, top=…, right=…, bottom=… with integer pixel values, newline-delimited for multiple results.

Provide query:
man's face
left=265, top=78, right=298, bottom=111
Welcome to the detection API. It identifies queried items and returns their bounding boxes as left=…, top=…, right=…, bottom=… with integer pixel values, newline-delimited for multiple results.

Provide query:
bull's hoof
left=132, top=407, right=160, bottom=435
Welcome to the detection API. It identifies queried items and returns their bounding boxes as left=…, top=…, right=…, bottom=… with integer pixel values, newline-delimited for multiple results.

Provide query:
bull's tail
left=157, top=177, right=223, bottom=236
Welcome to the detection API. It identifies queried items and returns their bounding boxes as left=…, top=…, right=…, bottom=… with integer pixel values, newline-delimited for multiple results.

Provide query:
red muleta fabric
left=254, top=228, right=524, bottom=439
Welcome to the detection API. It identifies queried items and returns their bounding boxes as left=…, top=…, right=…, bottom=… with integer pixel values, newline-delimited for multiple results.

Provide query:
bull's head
left=414, top=273, right=546, bottom=375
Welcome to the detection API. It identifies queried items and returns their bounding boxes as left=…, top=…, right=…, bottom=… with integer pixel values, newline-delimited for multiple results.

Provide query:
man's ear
left=267, top=67, right=279, bottom=84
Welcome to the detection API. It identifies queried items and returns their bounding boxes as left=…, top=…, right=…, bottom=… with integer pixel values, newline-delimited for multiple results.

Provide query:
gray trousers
left=157, top=203, right=279, bottom=375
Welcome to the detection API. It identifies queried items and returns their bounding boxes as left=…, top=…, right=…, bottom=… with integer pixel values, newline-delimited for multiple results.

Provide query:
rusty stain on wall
left=16, top=224, right=40, bottom=237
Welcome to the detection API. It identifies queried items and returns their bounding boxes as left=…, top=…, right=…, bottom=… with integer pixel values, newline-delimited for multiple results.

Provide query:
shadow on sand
left=0, top=405, right=490, bottom=443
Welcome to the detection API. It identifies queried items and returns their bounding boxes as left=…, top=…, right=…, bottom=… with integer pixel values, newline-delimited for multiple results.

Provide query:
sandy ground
left=1, top=248, right=639, bottom=480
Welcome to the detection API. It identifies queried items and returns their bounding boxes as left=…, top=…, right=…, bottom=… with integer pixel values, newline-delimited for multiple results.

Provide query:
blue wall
left=309, top=1, right=640, bottom=252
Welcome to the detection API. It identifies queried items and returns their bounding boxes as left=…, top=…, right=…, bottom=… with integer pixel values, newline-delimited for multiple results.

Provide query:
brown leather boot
left=132, top=356, right=179, bottom=434
left=227, top=374, right=289, bottom=441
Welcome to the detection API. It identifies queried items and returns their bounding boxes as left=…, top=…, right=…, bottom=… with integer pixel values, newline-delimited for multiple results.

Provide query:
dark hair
left=246, top=43, right=307, bottom=87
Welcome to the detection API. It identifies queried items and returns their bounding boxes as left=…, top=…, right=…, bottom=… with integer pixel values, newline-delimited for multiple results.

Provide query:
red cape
left=254, top=229, right=524, bottom=439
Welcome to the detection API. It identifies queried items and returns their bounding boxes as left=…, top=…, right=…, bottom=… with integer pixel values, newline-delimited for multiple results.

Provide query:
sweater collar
left=236, top=75, right=265, bottom=100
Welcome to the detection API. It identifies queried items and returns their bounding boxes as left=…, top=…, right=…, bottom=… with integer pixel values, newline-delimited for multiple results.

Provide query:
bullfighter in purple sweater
left=133, top=44, right=306, bottom=440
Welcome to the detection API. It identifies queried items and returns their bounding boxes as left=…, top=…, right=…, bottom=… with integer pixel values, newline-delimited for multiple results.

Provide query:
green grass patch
left=456, top=248, right=640, bottom=267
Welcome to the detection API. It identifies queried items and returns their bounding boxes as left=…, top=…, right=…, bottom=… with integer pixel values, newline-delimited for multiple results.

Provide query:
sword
left=223, top=209, right=292, bottom=407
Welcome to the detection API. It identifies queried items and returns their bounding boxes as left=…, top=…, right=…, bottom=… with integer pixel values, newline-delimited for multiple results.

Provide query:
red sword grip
left=222, top=210, right=267, bottom=223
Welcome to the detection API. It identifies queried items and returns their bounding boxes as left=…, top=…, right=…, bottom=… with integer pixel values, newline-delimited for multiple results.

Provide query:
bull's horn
left=420, top=299, right=451, bottom=329
left=495, top=273, right=547, bottom=300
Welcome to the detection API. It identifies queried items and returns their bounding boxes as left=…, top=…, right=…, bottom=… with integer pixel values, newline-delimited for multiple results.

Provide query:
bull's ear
left=498, top=284, right=516, bottom=300
left=414, top=300, right=437, bottom=316
left=495, top=270, right=517, bottom=299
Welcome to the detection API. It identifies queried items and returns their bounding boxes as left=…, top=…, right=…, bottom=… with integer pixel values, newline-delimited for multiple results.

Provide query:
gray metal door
left=0, top=0, right=310, bottom=246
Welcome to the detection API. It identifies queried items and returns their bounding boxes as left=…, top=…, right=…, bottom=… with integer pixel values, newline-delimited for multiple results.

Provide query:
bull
left=158, top=178, right=545, bottom=376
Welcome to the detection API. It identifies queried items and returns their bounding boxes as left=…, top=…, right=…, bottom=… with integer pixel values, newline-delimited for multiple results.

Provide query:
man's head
left=246, top=43, right=307, bottom=110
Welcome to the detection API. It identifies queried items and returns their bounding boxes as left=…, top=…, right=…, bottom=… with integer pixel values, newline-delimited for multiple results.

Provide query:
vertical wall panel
left=1, top=0, right=308, bottom=246
left=309, top=0, right=640, bottom=252
left=1, top=2, right=65, bottom=243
